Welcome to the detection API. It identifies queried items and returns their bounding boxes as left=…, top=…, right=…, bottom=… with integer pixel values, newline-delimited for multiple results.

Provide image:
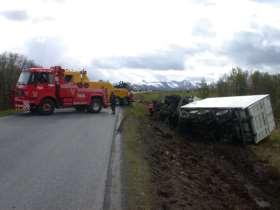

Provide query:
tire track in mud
left=140, top=118, right=280, bottom=209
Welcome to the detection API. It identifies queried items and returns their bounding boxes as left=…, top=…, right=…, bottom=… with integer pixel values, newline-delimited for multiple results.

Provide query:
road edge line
left=102, top=108, right=123, bottom=210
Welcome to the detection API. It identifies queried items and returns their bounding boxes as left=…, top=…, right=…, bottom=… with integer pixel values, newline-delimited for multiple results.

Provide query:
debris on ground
left=148, top=95, right=195, bottom=128
left=123, top=98, right=280, bottom=209
left=140, top=119, right=280, bottom=209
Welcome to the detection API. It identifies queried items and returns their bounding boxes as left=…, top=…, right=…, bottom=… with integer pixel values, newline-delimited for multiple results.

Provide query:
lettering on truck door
left=60, top=82, right=77, bottom=106
left=74, top=91, right=87, bottom=105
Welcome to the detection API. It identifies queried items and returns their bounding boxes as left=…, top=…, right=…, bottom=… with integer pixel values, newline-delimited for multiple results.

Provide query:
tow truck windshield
left=18, top=71, right=54, bottom=85
left=18, top=71, right=31, bottom=85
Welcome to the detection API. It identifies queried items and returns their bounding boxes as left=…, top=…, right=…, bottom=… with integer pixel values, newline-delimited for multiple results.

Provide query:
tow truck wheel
left=30, top=106, right=38, bottom=114
left=88, top=98, right=102, bottom=113
left=39, top=99, right=55, bottom=115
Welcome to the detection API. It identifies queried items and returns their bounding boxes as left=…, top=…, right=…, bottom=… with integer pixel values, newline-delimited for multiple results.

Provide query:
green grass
left=127, top=102, right=147, bottom=117
left=251, top=129, right=280, bottom=172
left=0, top=109, right=15, bottom=117
left=269, top=129, right=280, bottom=143
left=122, top=103, right=153, bottom=209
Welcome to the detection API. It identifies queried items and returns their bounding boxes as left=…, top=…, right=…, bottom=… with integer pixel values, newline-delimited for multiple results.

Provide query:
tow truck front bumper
left=14, top=99, right=31, bottom=112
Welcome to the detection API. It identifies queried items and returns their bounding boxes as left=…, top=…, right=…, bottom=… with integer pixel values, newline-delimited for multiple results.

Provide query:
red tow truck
left=14, top=66, right=109, bottom=115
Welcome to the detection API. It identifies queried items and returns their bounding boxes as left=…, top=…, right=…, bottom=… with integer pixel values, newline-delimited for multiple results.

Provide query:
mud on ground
left=138, top=116, right=280, bottom=210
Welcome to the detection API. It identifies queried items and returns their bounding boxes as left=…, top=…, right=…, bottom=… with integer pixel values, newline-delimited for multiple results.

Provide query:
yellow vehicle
left=64, top=70, right=133, bottom=105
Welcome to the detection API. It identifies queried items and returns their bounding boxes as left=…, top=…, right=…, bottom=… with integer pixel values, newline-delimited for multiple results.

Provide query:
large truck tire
left=38, top=99, right=55, bottom=115
left=88, top=98, right=102, bottom=113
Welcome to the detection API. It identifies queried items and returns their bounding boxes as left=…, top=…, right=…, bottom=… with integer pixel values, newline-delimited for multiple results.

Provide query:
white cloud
left=0, top=0, right=279, bottom=83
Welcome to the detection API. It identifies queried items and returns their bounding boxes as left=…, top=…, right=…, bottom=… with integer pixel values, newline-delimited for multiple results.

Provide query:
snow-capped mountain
left=131, top=80, right=197, bottom=91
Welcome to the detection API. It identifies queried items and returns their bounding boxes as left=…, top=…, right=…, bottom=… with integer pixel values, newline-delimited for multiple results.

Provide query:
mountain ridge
left=131, top=79, right=197, bottom=91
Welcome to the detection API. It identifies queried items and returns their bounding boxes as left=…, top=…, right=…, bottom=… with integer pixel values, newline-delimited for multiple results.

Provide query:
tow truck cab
left=14, top=66, right=108, bottom=115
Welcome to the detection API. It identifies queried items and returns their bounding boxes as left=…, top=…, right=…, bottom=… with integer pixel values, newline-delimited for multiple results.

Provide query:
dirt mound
left=140, top=119, right=280, bottom=209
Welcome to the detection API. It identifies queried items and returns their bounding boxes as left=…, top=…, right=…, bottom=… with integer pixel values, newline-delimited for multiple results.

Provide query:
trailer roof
left=181, top=94, right=269, bottom=109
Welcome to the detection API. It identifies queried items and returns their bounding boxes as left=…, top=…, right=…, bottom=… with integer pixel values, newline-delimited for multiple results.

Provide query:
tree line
left=197, top=67, right=280, bottom=120
left=1, top=52, right=279, bottom=121
left=0, top=53, right=36, bottom=110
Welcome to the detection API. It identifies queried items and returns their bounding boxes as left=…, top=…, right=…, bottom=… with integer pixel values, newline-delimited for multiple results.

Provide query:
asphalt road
left=0, top=108, right=117, bottom=210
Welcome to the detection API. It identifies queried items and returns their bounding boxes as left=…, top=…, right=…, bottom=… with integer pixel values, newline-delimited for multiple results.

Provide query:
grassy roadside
left=122, top=103, right=153, bottom=209
left=0, top=109, right=15, bottom=117
left=250, top=129, right=280, bottom=172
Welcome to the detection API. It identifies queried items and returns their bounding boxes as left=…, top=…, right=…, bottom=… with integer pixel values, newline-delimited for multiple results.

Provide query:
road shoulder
left=103, top=108, right=124, bottom=210
left=121, top=104, right=154, bottom=210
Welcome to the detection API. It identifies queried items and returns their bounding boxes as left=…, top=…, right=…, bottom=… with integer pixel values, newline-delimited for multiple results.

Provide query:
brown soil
left=139, top=116, right=280, bottom=210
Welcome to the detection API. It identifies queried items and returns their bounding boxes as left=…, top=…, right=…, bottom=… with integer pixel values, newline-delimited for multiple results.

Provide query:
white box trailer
left=181, top=95, right=276, bottom=143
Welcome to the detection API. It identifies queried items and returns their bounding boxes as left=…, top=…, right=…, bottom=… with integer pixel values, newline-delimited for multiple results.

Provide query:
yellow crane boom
left=64, top=70, right=133, bottom=105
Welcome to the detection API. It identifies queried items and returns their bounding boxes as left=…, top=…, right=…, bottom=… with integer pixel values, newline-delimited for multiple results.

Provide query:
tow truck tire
left=39, top=99, right=55, bottom=115
left=88, top=98, right=102, bottom=113
left=30, top=106, right=38, bottom=114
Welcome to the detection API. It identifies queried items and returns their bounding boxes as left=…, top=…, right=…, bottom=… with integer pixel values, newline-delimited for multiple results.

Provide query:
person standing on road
left=110, top=92, right=116, bottom=115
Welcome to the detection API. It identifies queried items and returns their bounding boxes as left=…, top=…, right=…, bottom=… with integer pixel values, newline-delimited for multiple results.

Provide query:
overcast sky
left=0, top=0, right=279, bottom=83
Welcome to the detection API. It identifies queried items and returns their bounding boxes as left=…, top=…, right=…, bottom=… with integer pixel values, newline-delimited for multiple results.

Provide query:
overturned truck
left=152, top=95, right=196, bottom=127
left=180, top=95, right=276, bottom=144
